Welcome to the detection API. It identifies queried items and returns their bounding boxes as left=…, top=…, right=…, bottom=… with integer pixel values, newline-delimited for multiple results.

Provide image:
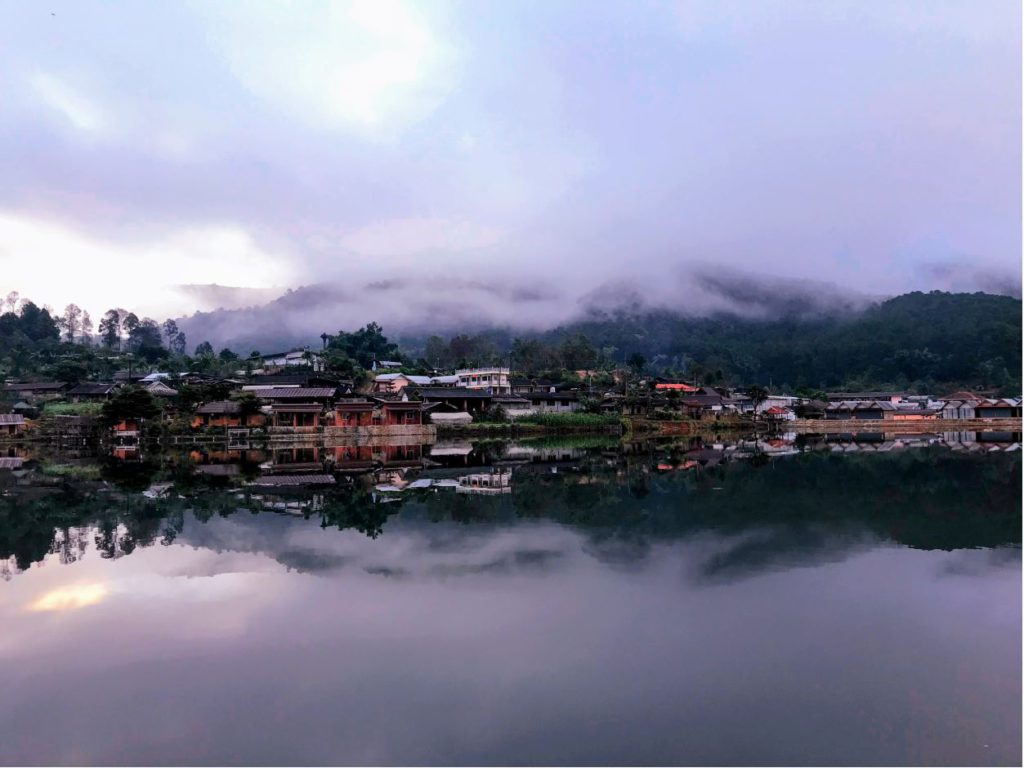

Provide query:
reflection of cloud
left=689, top=527, right=877, bottom=585
left=28, top=583, right=108, bottom=612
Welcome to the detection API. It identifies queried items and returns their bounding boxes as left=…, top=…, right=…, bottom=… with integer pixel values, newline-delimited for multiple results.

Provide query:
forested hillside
left=541, top=291, right=1021, bottom=392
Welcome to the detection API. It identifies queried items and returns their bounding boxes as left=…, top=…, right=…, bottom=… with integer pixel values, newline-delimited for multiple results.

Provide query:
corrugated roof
left=3, top=381, right=65, bottom=391
left=67, top=383, right=117, bottom=395
left=250, top=387, right=336, bottom=399
left=413, top=387, right=495, bottom=399
left=196, top=401, right=241, bottom=414
left=0, top=413, right=25, bottom=425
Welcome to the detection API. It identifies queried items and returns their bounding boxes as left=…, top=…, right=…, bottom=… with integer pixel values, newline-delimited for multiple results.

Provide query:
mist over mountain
left=175, top=267, right=879, bottom=352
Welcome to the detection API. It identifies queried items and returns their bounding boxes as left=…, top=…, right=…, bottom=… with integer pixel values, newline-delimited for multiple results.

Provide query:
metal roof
left=250, top=387, right=337, bottom=399
left=0, top=413, right=25, bottom=425
left=196, top=401, right=241, bottom=414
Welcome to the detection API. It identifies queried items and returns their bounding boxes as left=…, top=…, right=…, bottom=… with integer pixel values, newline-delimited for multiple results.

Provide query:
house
left=330, top=399, right=435, bottom=434
left=268, top=403, right=324, bottom=430
left=429, top=374, right=459, bottom=387
left=826, top=392, right=904, bottom=404
left=427, top=404, right=474, bottom=425
left=455, top=367, right=511, bottom=394
left=2, top=381, right=66, bottom=402
left=112, top=419, right=141, bottom=439
left=371, top=359, right=403, bottom=371
left=824, top=400, right=899, bottom=420
left=511, top=378, right=555, bottom=395
left=655, top=382, right=699, bottom=393
left=412, top=387, right=495, bottom=414
left=974, top=398, right=1022, bottom=419
left=373, top=373, right=432, bottom=393
left=192, top=401, right=266, bottom=428
left=522, top=391, right=580, bottom=413
left=764, top=406, right=796, bottom=421
left=67, top=383, right=119, bottom=402
left=0, top=413, right=26, bottom=436
left=259, top=348, right=323, bottom=372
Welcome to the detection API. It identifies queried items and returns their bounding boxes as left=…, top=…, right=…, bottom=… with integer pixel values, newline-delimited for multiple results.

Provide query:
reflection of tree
left=319, top=486, right=398, bottom=539
left=0, top=446, right=1019, bottom=578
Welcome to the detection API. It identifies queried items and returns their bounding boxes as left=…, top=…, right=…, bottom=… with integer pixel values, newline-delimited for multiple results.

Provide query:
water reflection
left=0, top=434, right=1019, bottom=765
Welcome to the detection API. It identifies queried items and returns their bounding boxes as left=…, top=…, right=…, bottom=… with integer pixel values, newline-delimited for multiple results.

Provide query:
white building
left=456, top=367, right=511, bottom=394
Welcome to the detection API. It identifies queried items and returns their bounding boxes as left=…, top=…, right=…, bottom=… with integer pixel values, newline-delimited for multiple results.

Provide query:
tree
left=121, top=312, right=140, bottom=340
left=326, top=323, right=399, bottom=369
left=746, top=385, right=769, bottom=422
left=98, top=309, right=122, bottom=349
left=194, top=341, right=215, bottom=357
left=4, top=291, right=18, bottom=314
left=560, top=333, right=598, bottom=370
left=628, top=353, right=646, bottom=376
left=218, top=348, right=238, bottom=362
left=162, top=319, right=186, bottom=354
left=60, top=304, right=82, bottom=343
left=127, top=319, right=164, bottom=361
left=79, top=311, right=93, bottom=345
left=101, top=387, right=160, bottom=424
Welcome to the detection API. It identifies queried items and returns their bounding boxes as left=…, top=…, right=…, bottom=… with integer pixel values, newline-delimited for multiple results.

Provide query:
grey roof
left=68, top=383, right=118, bottom=395
left=826, top=400, right=898, bottom=411
left=3, top=381, right=65, bottom=391
left=524, top=392, right=579, bottom=402
left=196, top=401, right=241, bottom=415
left=249, top=387, right=337, bottom=399
left=412, top=387, right=495, bottom=399
left=0, top=413, right=25, bottom=425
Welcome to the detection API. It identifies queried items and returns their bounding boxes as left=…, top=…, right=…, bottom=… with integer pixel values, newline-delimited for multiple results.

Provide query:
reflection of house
left=456, top=468, right=512, bottom=494
left=68, top=383, right=119, bottom=402
left=192, top=401, right=266, bottom=428
left=328, top=442, right=426, bottom=471
left=0, top=414, right=26, bottom=436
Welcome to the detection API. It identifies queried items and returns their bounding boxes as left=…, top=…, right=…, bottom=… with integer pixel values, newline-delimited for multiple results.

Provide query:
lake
left=0, top=434, right=1020, bottom=766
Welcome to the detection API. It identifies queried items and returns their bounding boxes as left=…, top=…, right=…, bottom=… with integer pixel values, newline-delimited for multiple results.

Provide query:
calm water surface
left=0, top=436, right=1019, bottom=765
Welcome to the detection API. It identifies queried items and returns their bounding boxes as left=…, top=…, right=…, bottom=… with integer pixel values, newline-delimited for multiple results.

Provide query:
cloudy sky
left=0, top=0, right=1019, bottom=328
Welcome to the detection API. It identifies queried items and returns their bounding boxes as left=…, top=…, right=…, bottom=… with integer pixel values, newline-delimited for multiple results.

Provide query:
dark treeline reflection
left=1, top=441, right=1020, bottom=579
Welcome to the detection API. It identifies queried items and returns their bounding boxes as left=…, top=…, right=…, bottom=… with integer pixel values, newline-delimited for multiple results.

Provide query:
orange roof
left=655, top=383, right=698, bottom=391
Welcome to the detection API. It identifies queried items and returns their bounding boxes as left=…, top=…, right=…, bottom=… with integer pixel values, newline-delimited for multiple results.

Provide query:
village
left=0, top=345, right=1020, bottom=449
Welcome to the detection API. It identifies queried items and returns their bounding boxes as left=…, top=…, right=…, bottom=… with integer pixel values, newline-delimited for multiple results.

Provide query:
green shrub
left=517, top=412, right=621, bottom=428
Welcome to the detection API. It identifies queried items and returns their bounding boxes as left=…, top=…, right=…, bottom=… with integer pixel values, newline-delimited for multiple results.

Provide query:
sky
left=0, top=0, right=1020, bottom=334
